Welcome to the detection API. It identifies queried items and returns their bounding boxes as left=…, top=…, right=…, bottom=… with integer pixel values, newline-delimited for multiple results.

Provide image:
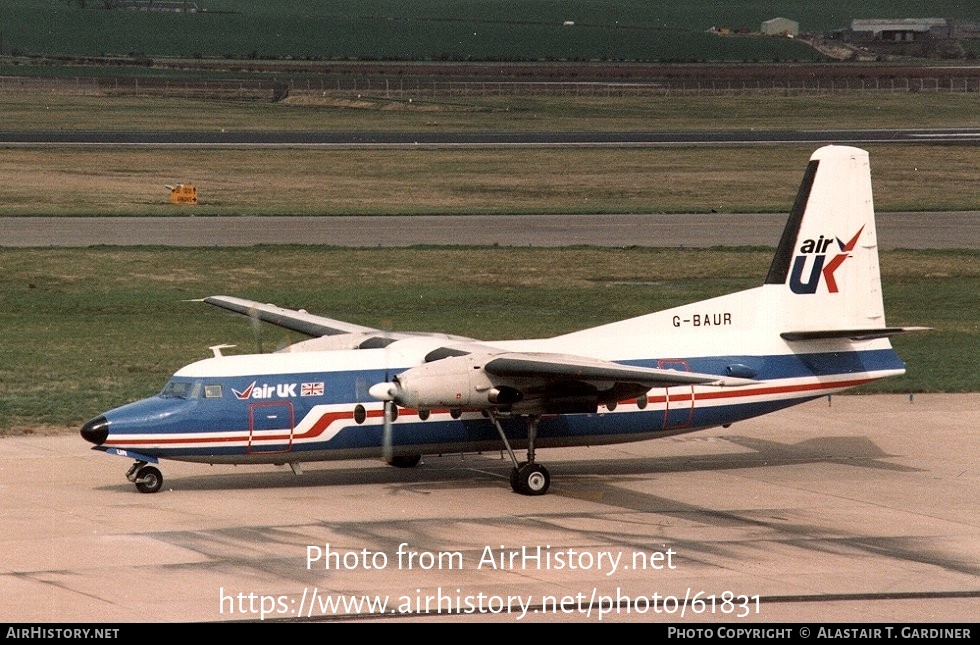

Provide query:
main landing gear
left=488, top=412, right=551, bottom=496
left=126, top=461, right=163, bottom=494
left=385, top=454, right=423, bottom=468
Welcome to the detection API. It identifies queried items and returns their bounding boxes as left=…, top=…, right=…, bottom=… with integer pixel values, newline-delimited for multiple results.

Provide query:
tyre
left=134, top=466, right=163, bottom=494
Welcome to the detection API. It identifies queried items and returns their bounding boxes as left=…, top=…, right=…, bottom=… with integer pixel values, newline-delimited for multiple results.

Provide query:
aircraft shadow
left=98, top=435, right=977, bottom=583
left=95, top=434, right=920, bottom=496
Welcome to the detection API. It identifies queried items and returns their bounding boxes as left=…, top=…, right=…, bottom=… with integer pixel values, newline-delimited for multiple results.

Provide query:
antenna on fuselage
left=209, top=344, right=236, bottom=358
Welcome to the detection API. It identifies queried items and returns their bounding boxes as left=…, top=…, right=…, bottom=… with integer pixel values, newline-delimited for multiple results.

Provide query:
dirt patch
left=281, top=94, right=453, bottom=111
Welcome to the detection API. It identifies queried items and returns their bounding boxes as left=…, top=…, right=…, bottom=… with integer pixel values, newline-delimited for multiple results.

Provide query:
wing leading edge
left=201, top=295, right=479, bottom=352
left=203, top=295, right=378, bottom=337
left=483, top=353, right=756, bottom=388
left=372, top=349, right=758, bottom=415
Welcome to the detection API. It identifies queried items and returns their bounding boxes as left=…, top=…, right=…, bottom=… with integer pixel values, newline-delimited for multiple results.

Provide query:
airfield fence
left=2, top=74, right=978, bottom=99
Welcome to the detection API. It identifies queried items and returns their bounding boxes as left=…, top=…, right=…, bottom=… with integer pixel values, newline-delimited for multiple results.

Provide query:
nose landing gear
left=126, top=461, right=163, bottom=494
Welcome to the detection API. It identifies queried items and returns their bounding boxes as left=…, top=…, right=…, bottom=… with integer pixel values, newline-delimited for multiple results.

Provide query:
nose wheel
left=126, top=461, right=163, bottom=494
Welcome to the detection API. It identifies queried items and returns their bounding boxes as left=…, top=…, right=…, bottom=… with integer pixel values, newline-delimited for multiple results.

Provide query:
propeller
left=377, top=319, right=396, bottom=461
left=369, top=380, right=401, bottom=461
left=382, top=400, right=394, bottom=461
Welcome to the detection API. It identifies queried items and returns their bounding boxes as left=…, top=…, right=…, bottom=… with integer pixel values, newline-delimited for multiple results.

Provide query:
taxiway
left=2, top=394, right=976, bottom=622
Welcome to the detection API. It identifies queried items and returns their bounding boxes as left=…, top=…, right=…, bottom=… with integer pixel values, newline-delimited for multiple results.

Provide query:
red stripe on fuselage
left=102, top=376, right=877, bottom=449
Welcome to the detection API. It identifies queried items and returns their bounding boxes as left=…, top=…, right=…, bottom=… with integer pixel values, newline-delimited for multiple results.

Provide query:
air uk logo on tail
left=789, top=226, right=864, bottom=294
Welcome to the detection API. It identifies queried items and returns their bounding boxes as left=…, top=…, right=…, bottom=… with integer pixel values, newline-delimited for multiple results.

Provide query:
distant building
left=848, top=18, right=947, bottom=42
left=761, top=18, right=799, bottom=37
left=114, top=1, right=199, bottom=12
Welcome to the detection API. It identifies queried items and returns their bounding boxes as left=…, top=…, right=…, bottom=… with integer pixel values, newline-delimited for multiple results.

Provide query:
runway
left=2, top=127, right=979, bottom=147
left=3, top=212, right=978, bottom=248
left=2, top=394, right=977, bottom=623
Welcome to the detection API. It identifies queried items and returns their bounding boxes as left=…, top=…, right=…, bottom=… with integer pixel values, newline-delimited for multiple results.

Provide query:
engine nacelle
left=391, top=355, right=521, bottom=410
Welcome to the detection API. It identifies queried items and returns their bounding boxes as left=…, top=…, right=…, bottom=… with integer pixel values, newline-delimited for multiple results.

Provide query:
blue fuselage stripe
left=99, top=348, right=902, bottom=461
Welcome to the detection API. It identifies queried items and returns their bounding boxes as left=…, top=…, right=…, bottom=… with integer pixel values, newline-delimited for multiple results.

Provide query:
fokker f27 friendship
left=82, top=146, right=925, bottom=495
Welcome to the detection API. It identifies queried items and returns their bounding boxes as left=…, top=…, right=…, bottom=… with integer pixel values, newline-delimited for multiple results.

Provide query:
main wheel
left=386, top=454, right=422, bottom=468
left=510, top=461, right=527, bottom=491
left=512, top=463, right=550, bottom=496
left=134, top=465, right=163, bottom=494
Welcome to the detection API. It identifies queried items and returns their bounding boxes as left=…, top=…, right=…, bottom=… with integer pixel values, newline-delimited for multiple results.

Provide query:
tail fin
left=548, top=145, right=925, bottom=358
left=765, top=145, right=918, bottom=339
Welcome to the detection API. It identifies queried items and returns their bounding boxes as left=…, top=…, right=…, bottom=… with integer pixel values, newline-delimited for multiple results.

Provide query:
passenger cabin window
left=204, top=384, right=223, bottom=399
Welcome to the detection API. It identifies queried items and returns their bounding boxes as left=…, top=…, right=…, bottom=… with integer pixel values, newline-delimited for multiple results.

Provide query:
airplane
left=81, top=145, right=926, bottom=496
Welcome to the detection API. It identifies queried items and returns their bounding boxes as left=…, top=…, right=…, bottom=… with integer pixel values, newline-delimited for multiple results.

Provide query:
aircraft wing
left=483, top=352, right=756, bottom=388
left=203, top=295, right=378, bottom=337
left=376, top=349, right=757, bottom=414
left=202, top=295, right=481, bottom=353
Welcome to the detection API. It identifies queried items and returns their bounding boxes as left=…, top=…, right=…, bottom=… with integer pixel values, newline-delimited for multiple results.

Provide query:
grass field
left=0, top=68, right=976, bottom=432
left=3, top=1, right=978, bottom=61
left=0, top=89, right=977, bottom=216
left=0, top=247, right=976, bottom=433
left=0, top=144, right=976, bottom=216
left=3, top=90, right=979, bottom=133
left=0, top=1, right=812, bottom=61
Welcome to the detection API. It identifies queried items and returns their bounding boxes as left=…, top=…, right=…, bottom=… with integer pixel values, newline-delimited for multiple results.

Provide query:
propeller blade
left=249, top=306, right=264, bottom=353
left=379, top=327, right=395, bottom=460
left=382, top=400, right=394, bottom=460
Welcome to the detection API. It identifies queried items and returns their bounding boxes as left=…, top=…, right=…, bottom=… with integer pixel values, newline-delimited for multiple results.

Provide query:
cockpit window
left=160, top=379, right=200, bottom=399
left=204, top=384, right=223, bottom=399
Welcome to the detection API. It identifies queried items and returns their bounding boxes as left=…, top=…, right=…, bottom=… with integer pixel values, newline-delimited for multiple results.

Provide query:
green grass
left=1, top=87, right=976, bottom=217
left=3, top=91, right=979, bottom=133
left=3, top=1, right=976, bottom=61
left=0, top=1, right=805, bottom=61
left=1, top=144, right=977, bottom=216
left=0, top=45, right=976, bottom=432
left=0, top=247, right=975, bottom=433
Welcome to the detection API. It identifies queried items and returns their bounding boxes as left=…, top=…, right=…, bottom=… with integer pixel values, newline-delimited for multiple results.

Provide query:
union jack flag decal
left=301, top=382, right=324, bottom=397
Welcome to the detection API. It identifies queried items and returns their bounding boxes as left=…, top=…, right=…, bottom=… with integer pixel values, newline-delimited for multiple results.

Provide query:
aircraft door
left=248, top=402, right=295, bottom=454
left=659, top=360, right=695, bottom=430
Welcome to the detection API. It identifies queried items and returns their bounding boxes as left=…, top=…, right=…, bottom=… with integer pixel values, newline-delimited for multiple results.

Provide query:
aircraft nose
left=80, top=416, right=109, bottom=445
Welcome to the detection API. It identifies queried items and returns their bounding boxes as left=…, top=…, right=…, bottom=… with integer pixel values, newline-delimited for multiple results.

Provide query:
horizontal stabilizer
left=781, top=326, right=931, bottom=342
